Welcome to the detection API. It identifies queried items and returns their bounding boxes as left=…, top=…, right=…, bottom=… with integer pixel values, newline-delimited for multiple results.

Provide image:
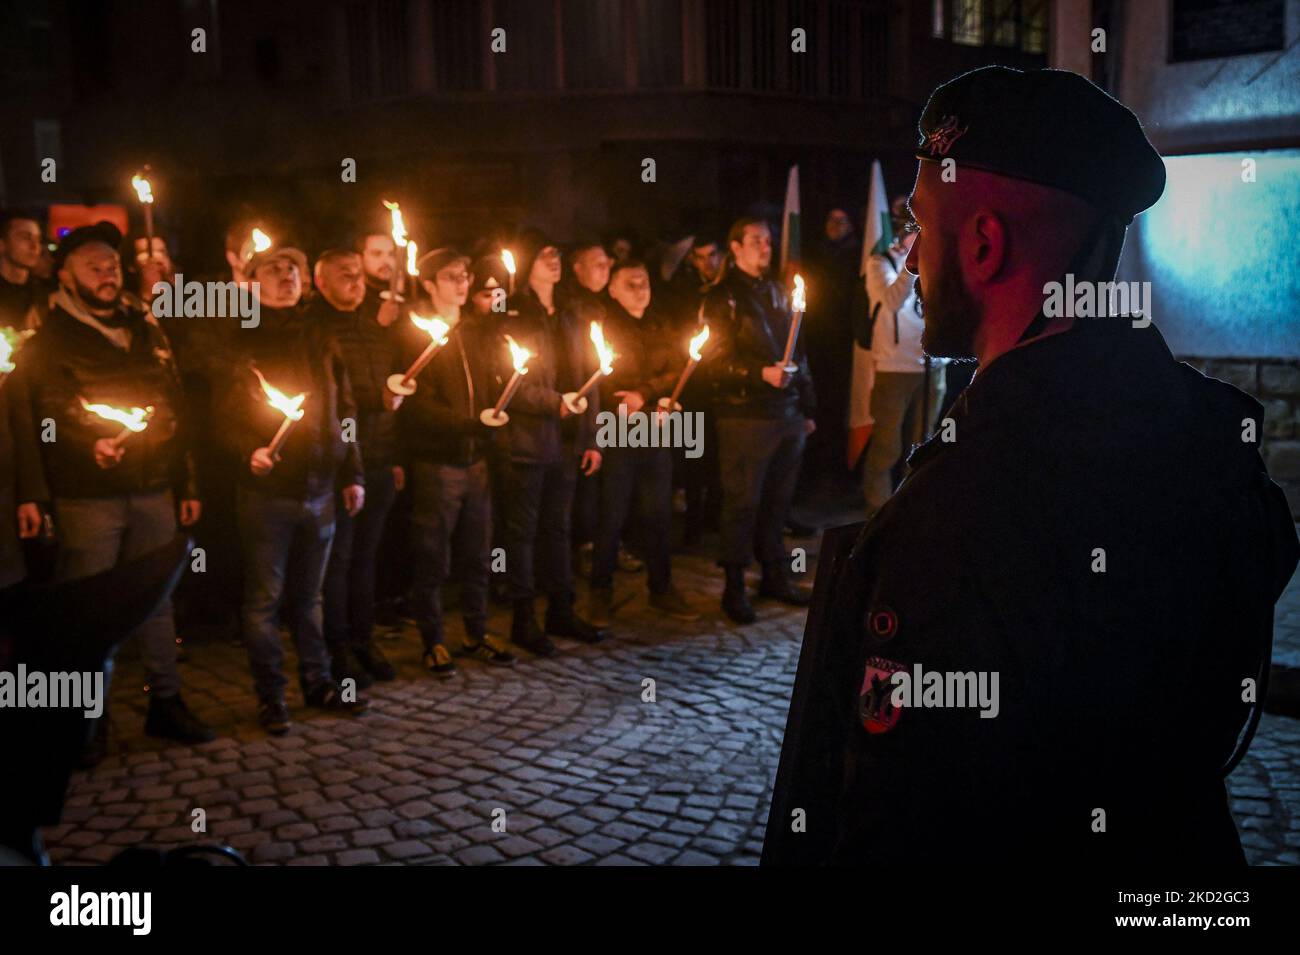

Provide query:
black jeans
left=504, top=456, right=578, bottom=603
left=408, top=459, right=492, bottom=648
left=592, top=445, right=672, bottom=593
left=717, top=415, right=807, bottom=567
left=323, top=466, right=398, bottom=651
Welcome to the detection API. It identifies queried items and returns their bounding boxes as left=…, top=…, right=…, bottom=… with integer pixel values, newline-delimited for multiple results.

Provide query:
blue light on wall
left=1117, top=149, right=1300, bottom=358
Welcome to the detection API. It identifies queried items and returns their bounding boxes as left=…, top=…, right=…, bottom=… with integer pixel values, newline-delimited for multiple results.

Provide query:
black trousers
left=323, top=467, right=398, bottom=650
left=409, top=459, right=492, bottom=648
left=592, top=445, right=673, bottom=593
left=717, top=415, right=807, bottom=567
left=504, top=456, right=578, bottom=603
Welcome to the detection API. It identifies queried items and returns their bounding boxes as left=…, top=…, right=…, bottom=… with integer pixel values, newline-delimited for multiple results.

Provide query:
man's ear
left=968, top=209, right=1008, bottom=283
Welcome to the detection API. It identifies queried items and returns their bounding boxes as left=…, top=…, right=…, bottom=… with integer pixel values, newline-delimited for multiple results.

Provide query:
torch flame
left=791, top=274, right=806, bottom=313
left=505, top=335, right=532, bottom=375
left=80, top=398, right=153, bottom=433
left=589, top=322, right=615, bottom=375
left=688, top=324, right=711, bottom=361
left=131, top=174, right=154, bottom=204
left=0, top=327, right=24, bottom=374
left=410, top=313, right=450, bottom=346
left=406, top=241, right=418, bottom=277
left=501, top=249, right=516, bottom=276
left=251, top=367, right=306, bottom=421
left=251, top=228, right=272, bottom=253
left=383, top=200, right=408, bottom=248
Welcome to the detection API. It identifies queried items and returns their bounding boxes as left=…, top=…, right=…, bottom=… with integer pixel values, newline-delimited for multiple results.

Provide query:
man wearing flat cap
left=774, top=68, right=1298, bottom=866
left=6, top=222, right=213, bottom=760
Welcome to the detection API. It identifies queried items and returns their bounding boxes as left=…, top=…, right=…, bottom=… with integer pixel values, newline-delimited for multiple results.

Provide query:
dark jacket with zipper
left=307, top=296, right=402, bottom=470
left=703, top=267, right=815, bottom=420
left=498, top=288, right=600, bottom=466
left=596, top=299, right=683, bottom=409
left=7, top=303, right=197, bottom=503
left=216, top=303, right=363, bottom=499
left=0, top=384, right=24, bottom=590
left=399, top=311, right=503, bottom=467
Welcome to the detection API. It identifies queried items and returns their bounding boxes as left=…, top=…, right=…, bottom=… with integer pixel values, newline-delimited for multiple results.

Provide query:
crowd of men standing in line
left=0, top=203, right=918, bottom=761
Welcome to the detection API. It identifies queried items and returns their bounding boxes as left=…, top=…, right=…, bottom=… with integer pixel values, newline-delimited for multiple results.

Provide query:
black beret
left=55, top=221, right=123, bottom=270
left=916, top=67, right=1166, bottom=224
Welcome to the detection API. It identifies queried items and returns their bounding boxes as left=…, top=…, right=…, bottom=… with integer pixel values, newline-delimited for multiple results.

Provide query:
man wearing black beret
left=796, top=68, right=1299, bottom=866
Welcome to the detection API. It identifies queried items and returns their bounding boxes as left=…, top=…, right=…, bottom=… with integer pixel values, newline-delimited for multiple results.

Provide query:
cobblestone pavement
left=41, top=531, right=1300, bottom=866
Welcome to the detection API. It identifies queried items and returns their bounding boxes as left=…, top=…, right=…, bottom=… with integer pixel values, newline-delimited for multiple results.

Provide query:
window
left=990, top=0, right=1019, bottom=46
left=495, top=0, right=557, bottom=91
left=951, top=0, right=983, bottom=46
left=562, top=0, right=624, bottom=90
left=636, top=0, right=683, bottom=88
left=430, top=0, right=482, bottom=91
left=704, top=0, right=742, bottom=88
left=1022, top=0, right=1047, bottom=53
left=932, top=0, right=945, bottom=38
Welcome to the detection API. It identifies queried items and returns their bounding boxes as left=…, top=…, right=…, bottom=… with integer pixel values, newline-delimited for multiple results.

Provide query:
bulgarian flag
left=779, top=164, right=800, bottom=276
left=847, top=159, right=891, bottom=470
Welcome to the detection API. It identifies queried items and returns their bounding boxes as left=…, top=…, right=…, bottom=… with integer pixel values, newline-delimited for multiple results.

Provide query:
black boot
left=511, top=599, right=557, bottom=657
left=354, top=641, right=396, bottom=681
left=545, top=593, right=607, bottom=644
left=329, top=643, right=374, bottom=690
left=759, top=562, right=812, bottom=606
left=145, top=693, right=217, bottom=744
left=721, top=564, right=757, bottom=624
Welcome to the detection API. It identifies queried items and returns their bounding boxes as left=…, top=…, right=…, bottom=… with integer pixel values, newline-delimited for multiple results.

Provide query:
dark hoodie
left=216, top=304, right=363, bottom=499
left=818, top=315, right=1299, bottom=867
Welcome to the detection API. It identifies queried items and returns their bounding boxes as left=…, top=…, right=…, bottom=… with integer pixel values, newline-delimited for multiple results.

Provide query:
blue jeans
left=236, top=488, right=335, bottom=701
left=323, top=467, right=397, bottom=650
left=53, top=490, right=181, bottom=698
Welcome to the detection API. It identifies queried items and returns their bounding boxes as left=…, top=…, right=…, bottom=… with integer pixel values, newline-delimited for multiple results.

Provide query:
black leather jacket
left=399, top=311, right=503, bottom=467
left=216, top=304, right=363, bottom=499
left=8, top=304, right=197, bottom=503
left=597, top=300, right=683, bottom=408
left=703, top=268, right=815, bottom=420
left=498, top=289, right=600, bottom=465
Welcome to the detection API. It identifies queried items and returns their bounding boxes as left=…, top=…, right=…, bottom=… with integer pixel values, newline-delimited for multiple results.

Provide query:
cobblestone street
left=42, top=533, right=1300, bottom=866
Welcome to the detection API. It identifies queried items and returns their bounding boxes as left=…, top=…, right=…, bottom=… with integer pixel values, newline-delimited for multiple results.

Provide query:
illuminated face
left=825, top=209, right=853, bottom=242
left=730, top=223, right=772, bottom=275
left=253, top=255, right=303, bottom=308
left=317, top=255, right=365, bottom=311
left=572, top=246, right=612, bottom=294
left=431, top=262, right=470, bottom=308
left=608, top=265, right=651, bottom=317
left=63, top=243, right=123, bottom=310
left=1, top=218, right=42, bottom=270
left=133, top=236, right=173, bottom=273
left=529, top=245, right=562, bottom=286
left=690, top=243, right=721, bottom=282
left=471, top=288, right=498, bottom=315
left=906, top=165, right=980, bottom=359
left=361, top=234, right=396, bottom=283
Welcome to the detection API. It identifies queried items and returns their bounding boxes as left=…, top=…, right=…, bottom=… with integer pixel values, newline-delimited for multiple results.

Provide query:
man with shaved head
left=800, top=68, right=1299, bottom=867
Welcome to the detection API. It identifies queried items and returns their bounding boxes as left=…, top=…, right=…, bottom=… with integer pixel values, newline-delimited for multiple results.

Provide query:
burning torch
left=658, top=324, right=711, bottom=414
left=80, top=398, right=155, bottom=450
left=561, top=322, right=615, bottom=416
left=0, top=327, right=26, bottom=383
left=480, top=335, right=532, bottom=428
left=382, top=199, right=408, bottom=302
left=501, top=249, right=516, bottom=297
left=780, top=274, right=806, bottom=370
left=131, top=167, right=155, bottom=262
left=387, top=313, right=451, bottom=397
left=251, top=367, right=307, bottom=464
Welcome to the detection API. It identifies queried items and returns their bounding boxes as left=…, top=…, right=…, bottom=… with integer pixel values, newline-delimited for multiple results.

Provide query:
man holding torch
left=704, top=217, right=816, bottom=625
left=588, top=259, right=699, bottom=628
left=217, top=240, right=368, bottom=735
left=499, top=229, right=606, bottom=656
left=5, top=222, right=212, bottom=760
left=399, top=248, right=517, bottom=676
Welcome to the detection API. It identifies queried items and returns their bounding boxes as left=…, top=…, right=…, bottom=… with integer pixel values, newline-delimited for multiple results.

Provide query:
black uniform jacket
left=821, top=316, right=1299, bottom=866
left=8, top=304, right=197, bottom=503
left=703, top=268, right=815, bottom=420
left=216, top=304, right=363, bottom=499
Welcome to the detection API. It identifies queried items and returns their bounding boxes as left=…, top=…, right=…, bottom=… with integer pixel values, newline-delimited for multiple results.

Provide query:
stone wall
left=1181, top=357, right=1300, bottom=518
